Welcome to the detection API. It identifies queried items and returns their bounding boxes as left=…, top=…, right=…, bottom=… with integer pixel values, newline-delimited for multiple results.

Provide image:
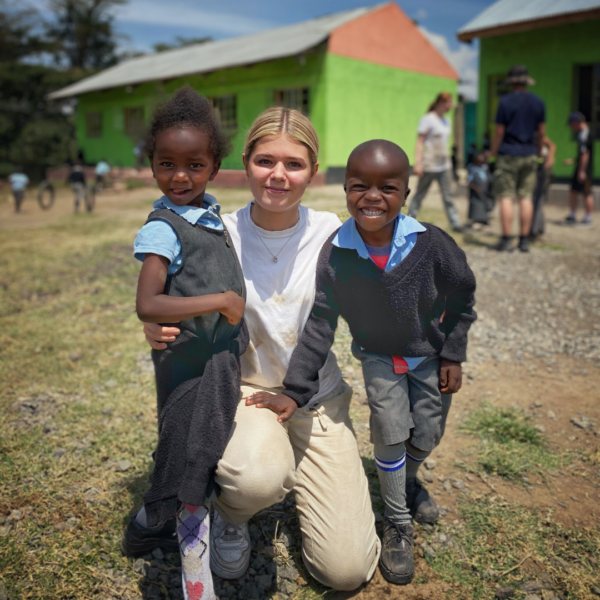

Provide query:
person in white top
left=144, top=108, right=380, bottom=590
left=408, top=92, right=462, bottom=231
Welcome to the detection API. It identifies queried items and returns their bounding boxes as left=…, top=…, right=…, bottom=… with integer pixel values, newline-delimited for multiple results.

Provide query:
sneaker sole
left=120, top=535, right=179, bottom=557
left=379, top=562, right=415, bottom=585
left=210, top=553, right=250, bottom=580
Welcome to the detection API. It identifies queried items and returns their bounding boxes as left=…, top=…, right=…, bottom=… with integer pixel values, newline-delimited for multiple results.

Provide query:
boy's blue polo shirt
left=134, top=194, right=223, bottom=274
left=332, top=214, right=427, bottom=371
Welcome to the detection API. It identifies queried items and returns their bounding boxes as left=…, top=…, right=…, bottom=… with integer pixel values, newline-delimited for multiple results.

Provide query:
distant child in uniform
left=124, top=87, right=247, bottom=600
left=8, top=166, right=29, bottom=213
left=250, top=140, right=476, bottom=586
left=467, top=150, right=494, bottom=226
left=67, top=161, right=87, bottom=213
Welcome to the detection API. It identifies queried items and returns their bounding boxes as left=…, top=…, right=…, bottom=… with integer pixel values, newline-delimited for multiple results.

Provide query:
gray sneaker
left=210, top=510, right=251, bottom=579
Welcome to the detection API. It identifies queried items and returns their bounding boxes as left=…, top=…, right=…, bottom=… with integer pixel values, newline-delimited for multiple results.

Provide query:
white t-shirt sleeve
left=417, top=114, right=433, bottom=136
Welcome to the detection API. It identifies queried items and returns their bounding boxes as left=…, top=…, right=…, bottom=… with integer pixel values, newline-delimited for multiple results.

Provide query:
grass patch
left=125, top=178, right=148, bottom=191
left=461, top=403, right=563, bottom=482
left=423, top=496, right=600, bottom=600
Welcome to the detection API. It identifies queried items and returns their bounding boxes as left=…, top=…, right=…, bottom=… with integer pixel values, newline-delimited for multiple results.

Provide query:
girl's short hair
left=146, top=86, right=232, bottom=163
left=244, top=107, right=319, bottom=170
left=428, top=92, right=453, bottom=113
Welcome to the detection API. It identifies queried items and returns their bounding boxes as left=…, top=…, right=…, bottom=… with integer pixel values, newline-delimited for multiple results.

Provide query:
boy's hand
left=220, top=291, right=245, bottom=325
left=439, top=359, right=462, bottom=394
left=245, top=392, right=297, bottom=423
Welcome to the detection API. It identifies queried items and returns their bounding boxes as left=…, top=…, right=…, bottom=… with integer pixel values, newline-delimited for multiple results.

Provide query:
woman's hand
left=439, top=359, right=462, bottom=394
left=413, top=164, right=424, bottom=178
left=143, top=322, right=180, bottom=350
left=220, top=291, right=245, bottom=325
left=245, top=392, right=297, bottom=423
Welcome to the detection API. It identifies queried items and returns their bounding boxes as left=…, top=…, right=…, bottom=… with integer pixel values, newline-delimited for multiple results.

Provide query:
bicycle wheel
left=85, top=185, right=95, bottom=212
left=37, top=180, right=55, bottom=210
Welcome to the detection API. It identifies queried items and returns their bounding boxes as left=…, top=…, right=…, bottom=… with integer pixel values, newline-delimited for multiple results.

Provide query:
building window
left=274, top=88, right=309, bottom=115
left=574, top=64, right=600, bottom=138
left=210, top=95, right=237, bottom=132
left=124, top=106, right=145, bottom=138
left=86, top=111, right=102, bottom=138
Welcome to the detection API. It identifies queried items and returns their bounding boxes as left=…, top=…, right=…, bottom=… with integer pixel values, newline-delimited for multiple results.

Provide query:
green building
left=50, top=2, right=458, bottom=179
left=458, top=0, right=600, bottom=179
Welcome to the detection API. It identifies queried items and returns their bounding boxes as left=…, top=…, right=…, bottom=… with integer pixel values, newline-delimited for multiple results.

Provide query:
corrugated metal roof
left=49, top=5, right=382, bottom=99
left=458, top=0, right=600, bottom=39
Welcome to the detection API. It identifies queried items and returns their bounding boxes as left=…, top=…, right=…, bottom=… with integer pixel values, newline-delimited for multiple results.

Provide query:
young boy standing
left=249, top=140, right=476, bottom=585
left=8, top=166, right=29, bottom=213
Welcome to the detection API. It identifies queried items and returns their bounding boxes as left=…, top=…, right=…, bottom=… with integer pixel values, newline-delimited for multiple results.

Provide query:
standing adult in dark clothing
left=564, top=112, right=594, bottom=227
left=530, top=134, right=556, bottom=239
left=490, top=65, right=546, bottom=252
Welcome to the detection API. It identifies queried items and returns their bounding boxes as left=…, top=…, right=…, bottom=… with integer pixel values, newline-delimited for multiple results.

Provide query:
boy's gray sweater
left=282, top=224, right=476, bottom=407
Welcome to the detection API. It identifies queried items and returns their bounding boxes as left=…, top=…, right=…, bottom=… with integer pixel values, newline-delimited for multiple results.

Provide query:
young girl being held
left=126, top=87, right=247, bottom=600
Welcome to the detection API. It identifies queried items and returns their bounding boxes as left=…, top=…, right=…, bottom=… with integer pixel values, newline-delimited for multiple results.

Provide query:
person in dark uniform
left=564, top=112, right=594, bottom=227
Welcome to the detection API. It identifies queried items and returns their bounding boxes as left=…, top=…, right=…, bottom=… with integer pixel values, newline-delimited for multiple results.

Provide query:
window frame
left=274, top=87, right=310, bottom=116
left=124, top=106, right=145, bottom=138
left=209, top=95, right=238, bottom=133
left=85, top=111, right=103, bottom=138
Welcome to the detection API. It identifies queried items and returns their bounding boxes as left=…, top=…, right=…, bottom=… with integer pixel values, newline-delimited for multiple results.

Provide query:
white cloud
left=115, top=1, right=274, bottom=36
left=419, top=26, right=479, bottom=100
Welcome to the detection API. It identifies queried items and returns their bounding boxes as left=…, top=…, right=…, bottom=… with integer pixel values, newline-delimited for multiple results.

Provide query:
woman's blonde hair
left=428, top=91, right=453, bottom=113
left=244, top=107, right=319, bottom=170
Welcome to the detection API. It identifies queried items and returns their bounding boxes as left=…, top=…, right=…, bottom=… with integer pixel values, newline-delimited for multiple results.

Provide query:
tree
left=45, top=0, right=126, bottom=70
left=0, top=0, right=50, bottom=62
left=153, top=36, right=213, bottom=53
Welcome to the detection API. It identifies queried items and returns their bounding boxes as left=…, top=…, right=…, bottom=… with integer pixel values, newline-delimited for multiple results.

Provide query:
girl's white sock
left=178, top=504, right=215, bottom=600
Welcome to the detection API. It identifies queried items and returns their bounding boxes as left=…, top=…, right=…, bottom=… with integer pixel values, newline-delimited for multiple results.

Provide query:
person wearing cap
left=564, top=112, right=593, bottom=226
left=490, top=65, right=546, bottom=252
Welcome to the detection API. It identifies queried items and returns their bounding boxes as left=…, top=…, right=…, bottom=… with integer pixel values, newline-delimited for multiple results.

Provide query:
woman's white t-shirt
left=223, top=203, right=342, bottom=405
left=418, top=111, right=451, bottom=173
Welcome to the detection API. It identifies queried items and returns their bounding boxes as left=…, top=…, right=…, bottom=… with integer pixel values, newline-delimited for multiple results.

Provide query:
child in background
left=67, top=161, right=86, bottom=213
left=249, top=140, right=476, bottom=585
left=124, top=87, right=247, bottom=600
left=8, top=166, right=29, bottom=213
left=467, top=150, right=494, bottom=227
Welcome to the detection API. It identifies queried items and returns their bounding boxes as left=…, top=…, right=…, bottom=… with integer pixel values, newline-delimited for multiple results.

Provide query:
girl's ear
left=307, top=161, right=319, bottom=186
left=242, top=153, right=248, bottom=172
left=209, top=161, right=221, bottom=181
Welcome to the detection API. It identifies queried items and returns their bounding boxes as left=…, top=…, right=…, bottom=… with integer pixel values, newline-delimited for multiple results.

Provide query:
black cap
left=567, top=111, right=585, bottom=123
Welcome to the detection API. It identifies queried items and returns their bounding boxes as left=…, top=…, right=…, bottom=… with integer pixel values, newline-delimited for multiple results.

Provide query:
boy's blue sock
left=374, top=442, right=412, bottom=525
left=405, top=441, right=431, bottom=480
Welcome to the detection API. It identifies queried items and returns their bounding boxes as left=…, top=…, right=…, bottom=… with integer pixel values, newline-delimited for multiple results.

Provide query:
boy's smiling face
left=151, top=128, right=219, bottom=207
left=344, top=140, right=411, bottom=246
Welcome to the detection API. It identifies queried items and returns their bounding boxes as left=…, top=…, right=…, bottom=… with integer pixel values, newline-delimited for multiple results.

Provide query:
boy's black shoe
left=120, top=516, right=179, bottom=557
left=406, top=477, right=439, bottom=524
left=495, top=236, right=513, bottom=252
left=380, top=519, right=415, bottom=585
left=518, top=236, right=529, bottom=253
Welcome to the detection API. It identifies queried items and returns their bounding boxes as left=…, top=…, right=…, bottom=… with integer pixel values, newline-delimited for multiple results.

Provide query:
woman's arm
left=136, top=254, right=244, bottom=325
left=413, top=133, right=426, bottom=177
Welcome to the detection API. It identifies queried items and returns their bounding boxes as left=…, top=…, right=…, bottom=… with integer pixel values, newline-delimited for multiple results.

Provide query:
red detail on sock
left=392, top=356, right=409, bottom=374
left=186, top=580, right=204, bottom=600
left=184, top=503, right=199, bottom=513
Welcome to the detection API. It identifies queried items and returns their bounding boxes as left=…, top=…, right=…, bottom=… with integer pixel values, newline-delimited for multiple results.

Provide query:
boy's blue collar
left=153, top=194, right=221, bottom=225
left=333, top=213, right=426, bottom=259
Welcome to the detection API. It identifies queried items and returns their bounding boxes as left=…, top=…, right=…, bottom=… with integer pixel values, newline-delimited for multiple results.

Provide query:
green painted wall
left=323, top=53, right=458, bottom=168
left=478, top=19, right=600, bottom=178
left=76, top=47, right=328, bottom=170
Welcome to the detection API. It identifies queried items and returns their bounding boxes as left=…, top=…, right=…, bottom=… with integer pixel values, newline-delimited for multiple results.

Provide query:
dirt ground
left=1, top=179, right=599, bottom=600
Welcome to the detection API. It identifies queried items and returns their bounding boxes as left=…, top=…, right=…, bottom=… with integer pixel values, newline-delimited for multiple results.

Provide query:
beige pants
left=213, top=379, right=381, bottom=591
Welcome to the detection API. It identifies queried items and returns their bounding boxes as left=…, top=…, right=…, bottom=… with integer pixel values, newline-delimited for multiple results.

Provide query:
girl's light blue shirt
left=133, top=194, right=222, bottom=274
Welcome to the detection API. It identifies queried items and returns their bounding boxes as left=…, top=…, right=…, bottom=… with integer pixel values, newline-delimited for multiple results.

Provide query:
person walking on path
left=67, top=161, right=87, bottom=213
left=8, top=166, right=29, bottom=213
left=530, top=134, right=556, bottom=239
left=408, top=92, right=463, bottom=232
left=139, top=107, right=381, bottom=592
left=564, top=112, right=594, bottom=227
left=490, top=65, right=546, bottom=252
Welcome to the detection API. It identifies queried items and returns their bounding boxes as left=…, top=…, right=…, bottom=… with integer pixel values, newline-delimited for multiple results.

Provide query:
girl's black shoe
left=120, top=516, right=179, bottom=557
